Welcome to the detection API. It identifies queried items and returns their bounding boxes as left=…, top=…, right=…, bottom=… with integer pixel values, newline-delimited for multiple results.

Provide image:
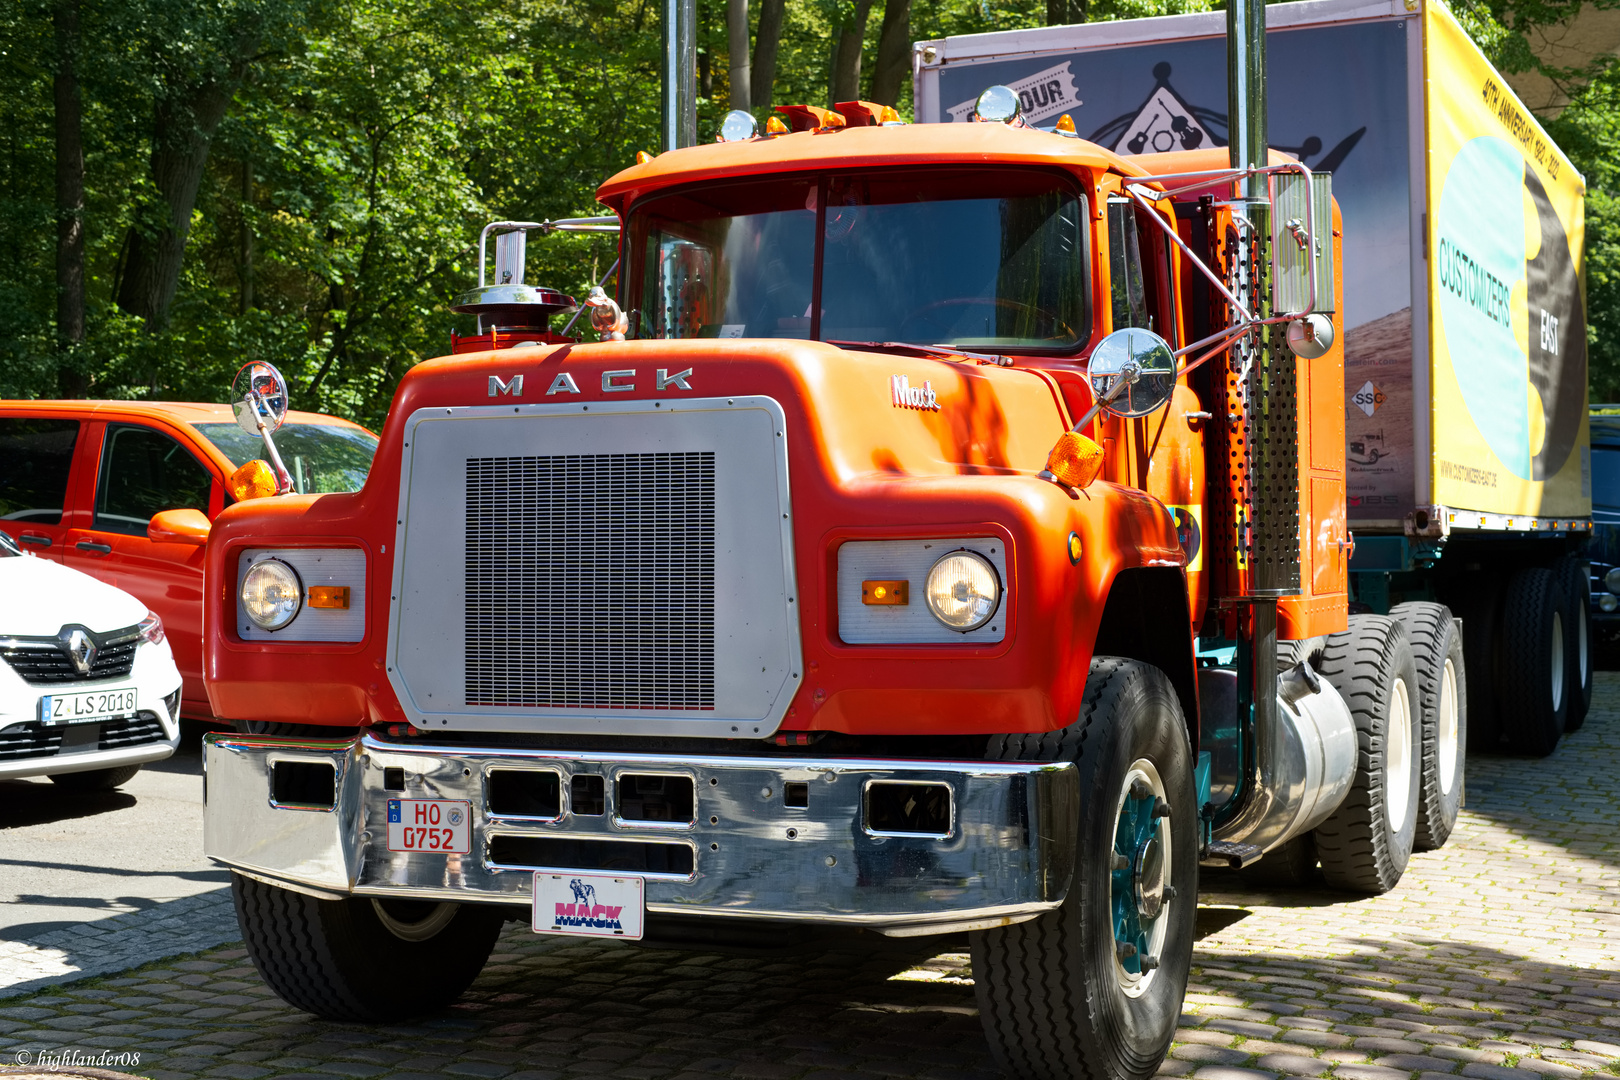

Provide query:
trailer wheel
left=1444, top=576, right=1503, bottom=752
left=971, top=657, right=1196, bottom=1080
left=1310, top=615, right=1420, bottom=894
left=231, top=872, right=505, bottom=1022
left=1389, top=603, right=1466, bottom=852
left=1555, top=556, right=1593, bottom=733
left=1497, top=567, right=1568, bottom=756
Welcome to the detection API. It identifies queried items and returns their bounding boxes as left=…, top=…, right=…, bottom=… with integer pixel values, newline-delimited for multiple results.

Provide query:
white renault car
left=0, top=530, right=182, bottom=789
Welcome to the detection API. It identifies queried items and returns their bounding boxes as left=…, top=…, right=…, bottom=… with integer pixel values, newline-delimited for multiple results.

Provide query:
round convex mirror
left=974, top=85, right=1023, bottom=124
left=1088, top=328, right=1177, bottom=418
left=231, top=361, right=291, bottom=437
left=719, top=109, right=759, bottom=142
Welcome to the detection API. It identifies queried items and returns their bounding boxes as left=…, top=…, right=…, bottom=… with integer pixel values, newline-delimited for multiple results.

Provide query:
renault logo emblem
left=61, top=628, right=96, bottom=675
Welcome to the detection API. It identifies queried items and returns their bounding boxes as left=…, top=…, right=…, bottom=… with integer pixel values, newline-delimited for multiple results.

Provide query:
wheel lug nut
left=1130, top=779, right=1151, bottom=799
left=1163, top=885, right=1177, bottom=899
left=1116, top=942, right=1137, bottom=960
left=1111, top=852, right=1129, bottom=871
left=1140, top=956, right=1160, bottom=971
left=1153, top=797, right=1171, bottom=818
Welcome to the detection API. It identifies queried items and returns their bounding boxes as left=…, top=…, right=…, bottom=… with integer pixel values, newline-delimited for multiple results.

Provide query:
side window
left=1108, top=199, right=1151, bottom=332
left=0, top=418, right=81, bottom=526
left=95, top=425, right=213, bottom=536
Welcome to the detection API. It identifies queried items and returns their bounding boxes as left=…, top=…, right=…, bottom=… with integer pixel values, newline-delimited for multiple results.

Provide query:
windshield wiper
left=825, top=340, right=1013, bottom=366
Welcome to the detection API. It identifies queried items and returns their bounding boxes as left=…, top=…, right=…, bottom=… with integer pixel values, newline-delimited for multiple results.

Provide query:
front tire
left=1389, top=602, right=1466, bottom=852
left=971, top=658, right=1197, bottom=1080
left=232, top=872, right=505, bottom=1022
left=1312, top=615, right=1421, bottom=894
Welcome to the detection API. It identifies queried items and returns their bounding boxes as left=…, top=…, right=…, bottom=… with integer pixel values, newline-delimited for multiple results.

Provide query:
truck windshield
left=195, top=423, right=379, bottom=496
left=628, top=168, right=1089, bottom=351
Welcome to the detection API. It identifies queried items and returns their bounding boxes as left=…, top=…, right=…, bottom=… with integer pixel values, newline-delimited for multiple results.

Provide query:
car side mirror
left=148, top=508, right=211, bottom=546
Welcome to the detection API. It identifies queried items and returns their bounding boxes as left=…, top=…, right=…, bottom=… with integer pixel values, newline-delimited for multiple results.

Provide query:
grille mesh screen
left=465, top=452, right=716, bottom=709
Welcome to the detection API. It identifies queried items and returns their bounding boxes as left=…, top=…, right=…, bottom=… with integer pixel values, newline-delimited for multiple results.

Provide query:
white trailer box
left=915, top=0, right=1589, bottom=533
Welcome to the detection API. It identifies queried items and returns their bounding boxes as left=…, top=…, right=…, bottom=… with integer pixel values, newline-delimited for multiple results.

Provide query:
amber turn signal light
left=862, top=580, right=908, bottom=605
left=1054, top=113, right=1077, bottom=135
left=228, top=459, right=278, bottom=502
left=1043, top=431, right=1105, bottom=489
left=307, top=585, right=350, bottom=610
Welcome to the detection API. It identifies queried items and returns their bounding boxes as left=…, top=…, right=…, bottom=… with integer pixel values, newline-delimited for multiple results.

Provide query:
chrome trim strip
left=204, top=732, right=1077, bottom=931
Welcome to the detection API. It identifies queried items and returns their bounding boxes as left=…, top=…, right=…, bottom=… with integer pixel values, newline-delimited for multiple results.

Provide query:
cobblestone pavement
left=1, top=678, right=1617, bottom=1080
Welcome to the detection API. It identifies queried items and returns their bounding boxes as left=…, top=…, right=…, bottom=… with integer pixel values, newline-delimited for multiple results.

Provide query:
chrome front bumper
left=203, top=732, right=1077, bottom=936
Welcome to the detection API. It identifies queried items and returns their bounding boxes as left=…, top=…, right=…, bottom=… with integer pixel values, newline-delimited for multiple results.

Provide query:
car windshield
left=196, top=422, right=379, bottom=496
left=628, top=167, right=1090, bottom=351
left=1594, top=447, right=1620, bottom=515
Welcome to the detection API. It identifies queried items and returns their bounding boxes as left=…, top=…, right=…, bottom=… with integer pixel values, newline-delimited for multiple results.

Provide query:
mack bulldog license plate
left=385, top=799, right=471, bottom=854
left=39, top=687, right=137, bottom=725
left=532, top=872, right=645, bottom=940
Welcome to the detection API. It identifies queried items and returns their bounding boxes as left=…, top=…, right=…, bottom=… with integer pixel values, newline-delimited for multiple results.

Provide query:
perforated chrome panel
left=389, top=397, right=799, bottom=738
left=836, top=538, right=1008, bottom=644
left=464, top=452, right=716, bottom=710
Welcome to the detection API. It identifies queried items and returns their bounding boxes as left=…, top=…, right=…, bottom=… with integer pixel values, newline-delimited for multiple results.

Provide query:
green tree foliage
left=1, top=0, right=1611, bottom=424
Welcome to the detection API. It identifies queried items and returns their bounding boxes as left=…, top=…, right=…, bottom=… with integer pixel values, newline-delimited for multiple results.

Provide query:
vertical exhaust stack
left=1210, top=0, right=1308, bottom=863
left=664, top=0, right=697, bottom=151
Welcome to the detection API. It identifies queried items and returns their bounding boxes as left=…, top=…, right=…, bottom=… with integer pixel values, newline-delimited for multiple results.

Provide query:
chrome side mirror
left=232, top=361, right=289, bottom=436
left=1087, top=328, right=1176, bottom=418
left=229, top=361, right=294, bottom=496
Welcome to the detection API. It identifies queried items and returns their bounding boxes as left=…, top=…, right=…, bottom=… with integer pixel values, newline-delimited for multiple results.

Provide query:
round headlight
left=1601, top=592, right=1619, bottom=613
left=241, top=558, right=303, bottom=631
left=925, top=550, right=1001, bottom=632
left=1605, top=567, right=1620, bottom=595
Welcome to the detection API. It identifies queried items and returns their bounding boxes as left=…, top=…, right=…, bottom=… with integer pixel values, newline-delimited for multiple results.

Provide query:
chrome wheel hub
left=1110, top=759, right=1171, bottom=998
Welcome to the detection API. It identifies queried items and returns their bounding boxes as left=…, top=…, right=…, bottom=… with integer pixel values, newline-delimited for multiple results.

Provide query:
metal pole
left=664, top=0, right=697, bottom=151
left=1226, top=0, right=1267, bottom=198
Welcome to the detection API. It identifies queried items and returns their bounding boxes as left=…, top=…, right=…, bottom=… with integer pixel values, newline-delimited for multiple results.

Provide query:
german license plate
left=385, top=799, right=471, bottom=854
left=532, top=871, right=645, bottom=940
left=39, top=687, right=137, bottom=725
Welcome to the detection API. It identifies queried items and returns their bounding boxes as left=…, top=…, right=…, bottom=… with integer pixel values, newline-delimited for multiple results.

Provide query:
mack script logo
left=553, top=878, right=627, bottom=933
left=891, top=374, right=939, bottom=410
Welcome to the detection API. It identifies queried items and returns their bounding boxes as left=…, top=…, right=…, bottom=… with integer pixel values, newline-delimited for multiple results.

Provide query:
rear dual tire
left=1389, top=603, right=1465, bottom=852
left=1499, top=567, right=1569, bottom=757
left=972, top=658, right=1197, bottom=1080
left=1312, top=614, right=1421, bottom=894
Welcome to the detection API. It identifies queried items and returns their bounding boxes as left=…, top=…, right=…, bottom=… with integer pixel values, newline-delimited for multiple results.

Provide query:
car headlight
left=241, top=558, right=303, bottom=631
left=138, top=610, right=165, bottom=645
left=1601, top=593, right=1619, bottom=613
left=1605, top=567, right=1620, bottom=595
left=925, top=550, right=1001, bottom=632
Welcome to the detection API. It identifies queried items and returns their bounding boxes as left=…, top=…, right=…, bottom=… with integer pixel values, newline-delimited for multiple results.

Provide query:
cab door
left=63, top=422, right=220, bottom=719
left=0, top=415, right=86, bottom=562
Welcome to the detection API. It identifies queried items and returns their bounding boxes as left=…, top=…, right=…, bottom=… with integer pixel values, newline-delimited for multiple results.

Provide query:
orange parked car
left=0, top=401, right=377, bottom=722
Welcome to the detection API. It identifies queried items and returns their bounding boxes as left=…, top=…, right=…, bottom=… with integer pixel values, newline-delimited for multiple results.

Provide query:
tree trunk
left=750, top=0, right=784, bottom=111
left=116, top=32, right=257, bottom=332
left=868, top=0, right=910, bottom=107
left=727, top=0, right=750, bottom=110
left=238, top=158, right=254, bottom=314
left=830, top=0, right=874, bottom=105
left=54, top=0, right=86, bottom=395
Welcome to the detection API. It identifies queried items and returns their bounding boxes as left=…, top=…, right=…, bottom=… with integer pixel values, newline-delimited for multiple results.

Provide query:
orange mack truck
left=197, top=10, right=1462, bottom=1077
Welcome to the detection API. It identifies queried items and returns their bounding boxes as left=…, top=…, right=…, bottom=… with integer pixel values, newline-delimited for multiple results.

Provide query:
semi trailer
left=201, top=17, right=1463, bottom=1080
left=914, top=0, right=1593, bottom=758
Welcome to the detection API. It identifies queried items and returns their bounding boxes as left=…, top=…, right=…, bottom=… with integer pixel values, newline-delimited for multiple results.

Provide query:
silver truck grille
left=464, top=452, right=717, bottom=710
